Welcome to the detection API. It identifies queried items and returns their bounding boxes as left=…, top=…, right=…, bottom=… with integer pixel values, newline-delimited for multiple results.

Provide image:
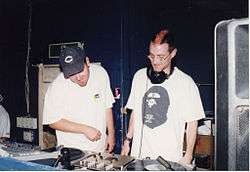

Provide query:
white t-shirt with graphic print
left=126, top=67, right=205, bottom=162
left=43, top=64, right=115, bottom=152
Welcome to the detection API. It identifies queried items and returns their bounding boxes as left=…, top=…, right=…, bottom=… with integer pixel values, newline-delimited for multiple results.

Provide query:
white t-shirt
left=126, top=67, right=205, bottom=162
left=0, top=105, right=10, bottom=138
left=43, top=64, right=115, bottom=152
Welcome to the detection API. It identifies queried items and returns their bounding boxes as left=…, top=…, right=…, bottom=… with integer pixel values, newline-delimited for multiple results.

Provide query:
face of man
left=148, top=42, right=176, bottom=73
left=69, top=63, right=90, bottom=87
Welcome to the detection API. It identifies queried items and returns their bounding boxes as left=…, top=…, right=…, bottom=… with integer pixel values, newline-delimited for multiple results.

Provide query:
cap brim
left=63, top=62, right=84, bottom=78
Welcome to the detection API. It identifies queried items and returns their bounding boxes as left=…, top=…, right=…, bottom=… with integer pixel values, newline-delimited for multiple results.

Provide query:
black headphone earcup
left=146, top=65, right=168, bottom=84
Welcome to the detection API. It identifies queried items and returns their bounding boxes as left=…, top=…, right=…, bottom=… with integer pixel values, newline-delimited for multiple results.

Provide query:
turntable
left=51, top=147, right=194, bottom=171
left=124, top=156, right=195, bottom=171
left=55, top=147, right=134, bottom=170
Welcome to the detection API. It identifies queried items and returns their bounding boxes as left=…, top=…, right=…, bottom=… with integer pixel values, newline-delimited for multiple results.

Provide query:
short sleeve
left=42, top=84, right=67, bottom=124
left=102, top=69, right=115, bottom=109
left=125, top=73, right=138, bottom=110
left=183, top=80, right=205, bottom=122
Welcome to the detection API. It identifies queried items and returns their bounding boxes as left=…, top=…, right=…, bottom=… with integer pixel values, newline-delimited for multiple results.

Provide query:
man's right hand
left=120, top=140, right=130, bottom=155
left=49, top=119, right=102, bottom=142
left=84, top=125, right=102, bottom=142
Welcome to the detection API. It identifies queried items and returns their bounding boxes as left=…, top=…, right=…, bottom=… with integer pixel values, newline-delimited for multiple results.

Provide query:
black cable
left=52, top=155, right=62, bottom=167
left=156, top=156, right=175, bottom=171
left=25, top=0, right=32, bottom=115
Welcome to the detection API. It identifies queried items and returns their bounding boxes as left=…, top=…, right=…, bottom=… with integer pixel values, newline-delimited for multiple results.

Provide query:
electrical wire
left=25, top=0, right=32, bottom=115
left=120, top=0, right=125, bottom=144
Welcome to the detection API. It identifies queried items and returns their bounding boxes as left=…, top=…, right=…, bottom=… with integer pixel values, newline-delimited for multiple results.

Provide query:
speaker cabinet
left=215, top=18, right=249, bottom=170
left=37, top=64, right=60, bottom=149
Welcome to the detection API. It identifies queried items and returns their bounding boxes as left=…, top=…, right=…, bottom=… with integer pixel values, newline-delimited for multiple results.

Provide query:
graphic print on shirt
left=142, top=86, right=170, bottom=129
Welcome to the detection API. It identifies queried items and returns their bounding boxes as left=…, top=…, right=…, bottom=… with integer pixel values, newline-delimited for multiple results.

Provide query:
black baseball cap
left=59, top=47, right=86, bottom=78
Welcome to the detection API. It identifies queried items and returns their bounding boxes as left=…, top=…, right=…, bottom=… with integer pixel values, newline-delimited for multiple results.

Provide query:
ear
left=146, top=57, right=151, bottom=66
left=170, top=48, right=177, bottom=59
left=85, top=57, right=90, bottom=66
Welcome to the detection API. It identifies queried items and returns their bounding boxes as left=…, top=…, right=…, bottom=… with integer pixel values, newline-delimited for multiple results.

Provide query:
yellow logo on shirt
left=94, top=94, right=100, bottom=100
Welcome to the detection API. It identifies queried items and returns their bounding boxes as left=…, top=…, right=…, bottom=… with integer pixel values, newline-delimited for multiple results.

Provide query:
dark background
left=0, top=0, right=248, bottom=153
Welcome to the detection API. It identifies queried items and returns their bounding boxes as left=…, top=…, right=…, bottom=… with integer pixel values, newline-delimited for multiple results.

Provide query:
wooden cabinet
left=194, top=134, right=214, bottom=169
left=195, top=134, right=214, bottom=155
left=183, top=117, right=215, bottom=169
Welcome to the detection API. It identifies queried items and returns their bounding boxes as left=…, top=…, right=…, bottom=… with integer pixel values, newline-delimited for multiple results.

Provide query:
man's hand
left=120, top=140, right=130, bottom=156
left=83, top=125, right=101, bottom=142
left=178, top=153, right=193, bottom=165
left=49, top=119, right=102, bottom=142
left=105, top=133, right=115, bottom=153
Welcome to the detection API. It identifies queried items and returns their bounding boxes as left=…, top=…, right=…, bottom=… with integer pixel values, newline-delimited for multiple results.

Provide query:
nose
left=76, top=72, right=84, bottom=81
left=152, top=57, right=162, bottom=65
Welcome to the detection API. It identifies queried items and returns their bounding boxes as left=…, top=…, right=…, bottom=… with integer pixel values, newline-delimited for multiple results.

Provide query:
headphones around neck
left=146, top=64, right=174, bottom=84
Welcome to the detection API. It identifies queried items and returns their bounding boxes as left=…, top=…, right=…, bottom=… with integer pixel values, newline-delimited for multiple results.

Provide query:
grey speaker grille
left=236, top=107, right=249, bottom=170
left=235, top=25, right=249, bottom=99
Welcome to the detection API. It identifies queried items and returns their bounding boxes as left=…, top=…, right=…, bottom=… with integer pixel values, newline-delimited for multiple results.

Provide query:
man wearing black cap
left=43, top=47, right=115, bottom=153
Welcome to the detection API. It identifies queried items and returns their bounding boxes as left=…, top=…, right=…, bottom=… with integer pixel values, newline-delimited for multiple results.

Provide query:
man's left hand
left=178, top=153, right=193, bottom=165
left=105, top=133, right=115, bottom=153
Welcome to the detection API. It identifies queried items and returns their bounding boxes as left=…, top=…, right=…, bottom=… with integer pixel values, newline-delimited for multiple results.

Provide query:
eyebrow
left=149, top=53, right=167, bottom=56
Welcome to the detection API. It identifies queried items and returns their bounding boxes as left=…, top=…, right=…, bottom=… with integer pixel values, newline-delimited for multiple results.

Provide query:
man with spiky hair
left=121, top=28, right=205, bottom=165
